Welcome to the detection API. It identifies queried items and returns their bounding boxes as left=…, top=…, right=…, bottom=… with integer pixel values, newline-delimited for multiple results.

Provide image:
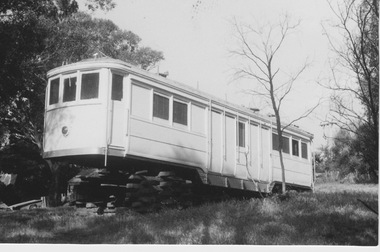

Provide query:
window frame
left=292, top=138, right=300, bottom=157
left=80, top=71, right=100, bottom=100
left=62, top=73, right=78, bottom=103
left=48, top=77, right=60, bottom=106
left=153, top=92, right=170, bottom=121
left=238, top=121, right=246, bottom=148
left=111, top=72, right=124, bottom=101
left=282, top=136, right=290, bottom=154
left=173, top=99, right=188, bottom=126
left=272, top=133, right=290, bottom=154
left=301, top=142, right=308, bottom=160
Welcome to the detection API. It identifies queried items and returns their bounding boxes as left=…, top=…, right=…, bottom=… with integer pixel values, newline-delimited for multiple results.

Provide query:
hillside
left=0, top=182, right=378, bottom=245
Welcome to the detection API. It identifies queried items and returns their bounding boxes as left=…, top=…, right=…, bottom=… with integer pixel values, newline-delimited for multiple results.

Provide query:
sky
left=80, top=0, right=352, bottom=149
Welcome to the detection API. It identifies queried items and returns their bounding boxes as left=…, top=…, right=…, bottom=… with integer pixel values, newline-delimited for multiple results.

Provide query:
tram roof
left=47, top=57, right=314, bottom=140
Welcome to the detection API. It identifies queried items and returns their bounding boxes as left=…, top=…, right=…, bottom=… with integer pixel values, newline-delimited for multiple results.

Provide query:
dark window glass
left=63, top=77, right=77, bottom=102
left=49, top=78, right=60, bottom=105
left=273, top=134, right=290, bottom=153
left=173, top=101, right=188, bottom=125
left=283, top=136, right=290, bottom=154
left=292, top=139, right=299, bottom=156
left=153, top=94, right=169, bottom=120
left=81, top=73, right=99, bottom=100
left=238, top=122, right=245, bottom=147
left=301, top=142, right=308, bottom=159
left=111, top=74, right=123, bottom=101
left=272, top=133, right=279, bottom=151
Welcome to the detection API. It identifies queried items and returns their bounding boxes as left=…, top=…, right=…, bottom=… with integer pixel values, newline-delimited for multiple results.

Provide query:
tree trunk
left=278, top=148, right=286, bottom=193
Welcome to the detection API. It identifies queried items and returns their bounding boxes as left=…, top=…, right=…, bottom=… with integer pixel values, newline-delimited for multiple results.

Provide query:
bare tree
left=321, top=0, right=378, bottom=180
left=231, top=15, right=319, bottom=194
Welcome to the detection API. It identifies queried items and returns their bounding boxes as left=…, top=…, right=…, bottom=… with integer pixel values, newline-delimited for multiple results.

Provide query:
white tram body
left=43, top=58, right=314, bottom=193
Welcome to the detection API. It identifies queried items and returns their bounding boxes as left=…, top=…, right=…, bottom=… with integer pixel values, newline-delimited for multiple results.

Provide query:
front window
left=49, top=78, right=60, bottom=105
left=81, top=73, right=99, bottom=100
left=63, top=77, right=77, bottom=102
left=111, top=73, right=123, bottom=101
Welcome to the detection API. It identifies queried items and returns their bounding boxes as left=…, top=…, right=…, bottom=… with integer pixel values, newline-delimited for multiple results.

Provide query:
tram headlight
left=62, top=126, right=69, bottom=136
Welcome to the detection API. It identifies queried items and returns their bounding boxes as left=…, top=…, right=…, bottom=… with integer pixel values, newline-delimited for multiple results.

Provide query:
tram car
left=43, top=57, right=314, bottom=206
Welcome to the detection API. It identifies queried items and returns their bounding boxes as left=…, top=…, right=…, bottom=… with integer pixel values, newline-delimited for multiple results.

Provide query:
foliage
left=0, top=183, right=377, bottom=245
left=0, top=0, right=164, bottom=206
left=315, top=128, right=373, bottom=183
left=323, top=0, right=379, bottom=181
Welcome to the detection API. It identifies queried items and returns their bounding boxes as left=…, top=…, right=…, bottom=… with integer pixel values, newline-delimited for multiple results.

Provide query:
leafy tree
left=322, top=0, right=378, bottom=181
left=316, top=128, right=372, bottom=182
left=0, top=0, right=164, bottom=206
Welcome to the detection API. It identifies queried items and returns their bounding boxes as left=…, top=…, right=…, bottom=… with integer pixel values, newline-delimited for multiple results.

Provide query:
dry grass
left=0, top=182, right=378, bottom=245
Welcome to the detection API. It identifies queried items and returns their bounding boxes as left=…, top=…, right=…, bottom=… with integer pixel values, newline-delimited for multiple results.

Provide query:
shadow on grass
left=0, top=183, right=378, bottom=245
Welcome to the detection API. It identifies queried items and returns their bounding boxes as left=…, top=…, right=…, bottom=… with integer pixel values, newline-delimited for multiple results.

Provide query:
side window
left=292, top=139, right=299, bottom=156
left=273, top=133, right=290, bottom=154
left=111, top=73, right=123, bottom=101
left=49, top=78, right=60, bottom=105
left=173, top=100, right=188, bottom=125
left=272, top=133, right=279, bottom=151
left=301, top=142, right=308, bottom=159
left=153, top=93, right=169, bottom=120
left=238, top=122, right=245, bottom=147
left=81, top=73, right=99, bottom=100
left=63, top=77, right=77, bottom=102
left=282, top=136, right=290, bottom=154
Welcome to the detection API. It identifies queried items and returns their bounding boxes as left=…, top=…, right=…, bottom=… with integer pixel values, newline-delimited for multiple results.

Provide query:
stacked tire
left=124, top=171, right=194, bottom=213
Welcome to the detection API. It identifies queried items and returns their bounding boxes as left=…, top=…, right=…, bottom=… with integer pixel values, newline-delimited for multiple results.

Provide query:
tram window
left=81, top=73, right=99, bottom=100
left=238, top=122, right=245, bottom=147
left=111, top=74, right=123, bottom=101
left=153, top=93, right=169, bottom=120
left=301, top=142, right=308, bottom=159
left=173, top=100, right=188, bottom=125
left=283, top=137, right=290, bottom=154
left=292, top=139, right=299, bottom=156
left=272, top=133, right=279, bottom=151
left=272, top=133, right=290, bottom=154
left=63, top=77, right=77, bottom=102
left=49, top=78, right=60, bottom=105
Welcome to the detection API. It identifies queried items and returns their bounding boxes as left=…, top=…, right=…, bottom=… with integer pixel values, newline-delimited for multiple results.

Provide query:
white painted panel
left=223, top=115, right=236, bottom=176
left=131, top=84, right=150, bottom=119
left=110, top=101, right=125, bottom=147
left=191, top=104, right=206, bottom=134
left=129, top=136, right=206, bottom=168
left=211, top=111, right=223, bottom=173
left=249, top=124, right=259, bottom=181
left=129, top=118, right=207, bottom=168
left=130, top=118, right=206, bottom=150
left=235, top=164, right=247, bottom=179
left=272, top=153, right=312, bottom=187
left=260, top=127, right=270, bottom=182
left=44, top=104, right=105, bottom=152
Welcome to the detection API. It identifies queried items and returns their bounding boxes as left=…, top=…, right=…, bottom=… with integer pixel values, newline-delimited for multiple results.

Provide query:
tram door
left=211, top=110, right=223, bottom=173
left=259, top=126, right=270, bottom=182
left=109, top=72, right=127, bottom=148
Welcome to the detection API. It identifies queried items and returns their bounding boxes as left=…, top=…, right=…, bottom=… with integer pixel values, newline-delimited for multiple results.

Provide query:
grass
left=0, top=182, right=378, bottom=245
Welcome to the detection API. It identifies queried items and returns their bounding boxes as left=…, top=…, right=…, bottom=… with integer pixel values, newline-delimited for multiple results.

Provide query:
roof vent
left=159, top=71, right=169, bottom=78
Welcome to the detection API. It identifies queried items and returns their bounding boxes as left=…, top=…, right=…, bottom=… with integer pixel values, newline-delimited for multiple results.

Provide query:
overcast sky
left=81, top=0, right=352, bottom=148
